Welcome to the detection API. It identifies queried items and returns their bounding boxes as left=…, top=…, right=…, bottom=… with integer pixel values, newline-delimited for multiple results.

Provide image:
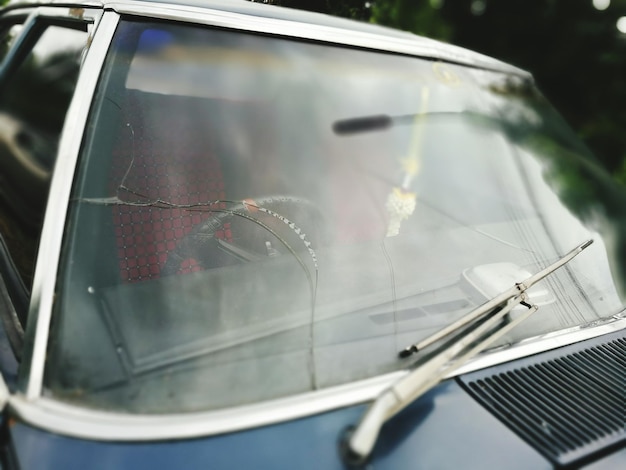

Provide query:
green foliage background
left=269, top=0, right=626, bottom=184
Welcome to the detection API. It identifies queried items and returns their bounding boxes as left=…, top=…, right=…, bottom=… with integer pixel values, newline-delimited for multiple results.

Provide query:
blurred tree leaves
left=265, top=0, right=626, bottom=183
left=369, top=0, right=451, bottom=39
left=436, top=0, right=626, bottom=180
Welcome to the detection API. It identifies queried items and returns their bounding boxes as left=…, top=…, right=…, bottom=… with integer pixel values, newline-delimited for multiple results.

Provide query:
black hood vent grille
left=460, top=331, right=626, bottom=467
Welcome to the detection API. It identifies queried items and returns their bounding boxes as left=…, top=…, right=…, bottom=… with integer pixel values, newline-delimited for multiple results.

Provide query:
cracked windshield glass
left=45, top=20, right=625, bottom=413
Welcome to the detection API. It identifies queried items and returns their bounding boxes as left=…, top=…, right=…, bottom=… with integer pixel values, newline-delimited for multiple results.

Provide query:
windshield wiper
left=342, top=239, right=593, bottom=465
left=332, top=111, right=485, bottom=135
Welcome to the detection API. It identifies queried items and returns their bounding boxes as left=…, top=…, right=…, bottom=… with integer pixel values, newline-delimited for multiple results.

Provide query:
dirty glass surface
left=44, top=20, right=625, bottom=413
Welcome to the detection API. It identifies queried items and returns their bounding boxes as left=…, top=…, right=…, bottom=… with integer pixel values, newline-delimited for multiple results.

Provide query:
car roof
left=6, top=0, right=530, bottom=77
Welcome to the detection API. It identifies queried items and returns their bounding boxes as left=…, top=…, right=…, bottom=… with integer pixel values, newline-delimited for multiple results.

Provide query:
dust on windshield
left=44, top=21, right=623, bottom=414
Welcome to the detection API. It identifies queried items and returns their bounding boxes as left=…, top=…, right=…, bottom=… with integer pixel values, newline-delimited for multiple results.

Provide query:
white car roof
left=5, top=0, right=531, bottom=77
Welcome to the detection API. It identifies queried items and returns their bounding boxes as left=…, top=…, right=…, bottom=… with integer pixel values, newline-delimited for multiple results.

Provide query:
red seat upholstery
left=110, top=92, right=232, bottom=282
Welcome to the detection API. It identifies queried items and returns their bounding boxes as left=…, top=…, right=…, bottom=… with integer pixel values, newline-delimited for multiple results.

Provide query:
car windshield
left=45, top=20, right=625, bottom=414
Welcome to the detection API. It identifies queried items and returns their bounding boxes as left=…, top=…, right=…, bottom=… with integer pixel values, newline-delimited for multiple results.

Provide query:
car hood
left=9, top=328, right=624, bottom=469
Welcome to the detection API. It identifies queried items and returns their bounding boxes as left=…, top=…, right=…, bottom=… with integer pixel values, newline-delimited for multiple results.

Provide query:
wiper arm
left=399, top=238, right=593, bottom=358
left=342, top=239, right=593, bottom=465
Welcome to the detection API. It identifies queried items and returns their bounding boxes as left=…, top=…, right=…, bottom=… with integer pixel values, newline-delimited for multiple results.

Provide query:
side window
left=0, top=15, right=26, bottom=61
left=0, top=15, right=89, bottom=324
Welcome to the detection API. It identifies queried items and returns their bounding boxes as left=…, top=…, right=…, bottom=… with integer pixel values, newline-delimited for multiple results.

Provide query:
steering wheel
left=162, top=196, right=328, bottom=276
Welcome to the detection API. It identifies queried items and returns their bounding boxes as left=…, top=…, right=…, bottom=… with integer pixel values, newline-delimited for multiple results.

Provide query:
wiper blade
left=332, top=111, right=481, bottom=135
left=333, top=114, right=394, bottom=134
left=342, top=239, right=593, bottom=465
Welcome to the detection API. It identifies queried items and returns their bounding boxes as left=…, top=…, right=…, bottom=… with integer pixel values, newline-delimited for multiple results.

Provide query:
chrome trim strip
left=105, top=0, right=529, bottom=78
left=22, top=10, right=119, bottom=400
left=10, top=371, right=406, bottom=441
left=12, top=318, right=624, bottom=441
